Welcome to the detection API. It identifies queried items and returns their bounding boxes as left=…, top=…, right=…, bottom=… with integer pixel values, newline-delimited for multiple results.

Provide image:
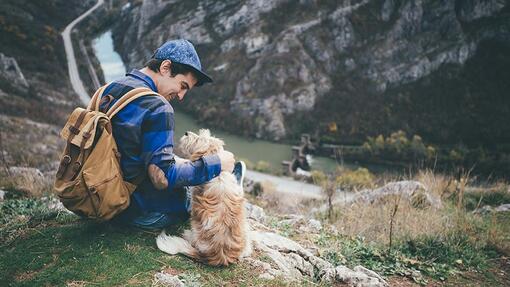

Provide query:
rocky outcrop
left=155, top=202, right=387, bottom=285
left=245, top=202, right=266, bottom=222
left=244, top=219, right=388, bottom=286
left=457, top=0, right=506, bottom=22
left=0, top=53, right=29, bottom=93
left=349, top=180, right=442, bottom=209
left=474, top=203, right=510, bottom=214
left=113, top=0, right=510, bottom=143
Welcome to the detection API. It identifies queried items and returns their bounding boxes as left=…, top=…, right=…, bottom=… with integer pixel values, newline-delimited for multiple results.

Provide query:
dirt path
left=246, top=170, right=353, bottom=201
left=62, top=0, right=104, bottom=105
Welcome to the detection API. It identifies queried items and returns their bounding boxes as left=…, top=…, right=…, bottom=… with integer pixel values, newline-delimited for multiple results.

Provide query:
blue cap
left=153, top=39, right=212, bottom=86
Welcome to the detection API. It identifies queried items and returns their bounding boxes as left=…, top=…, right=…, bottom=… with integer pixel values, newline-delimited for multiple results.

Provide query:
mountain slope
left=112, top=0, right=510, bottom=145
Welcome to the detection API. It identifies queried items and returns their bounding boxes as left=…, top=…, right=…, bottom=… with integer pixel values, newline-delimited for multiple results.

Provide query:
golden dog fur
left=156, top=129, right=251, bottom=266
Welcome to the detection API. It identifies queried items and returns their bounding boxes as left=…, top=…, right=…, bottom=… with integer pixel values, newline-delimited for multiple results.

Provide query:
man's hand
left=218, top=150, right=235, bottom=173
left=148, top=164, right=168, bottom=190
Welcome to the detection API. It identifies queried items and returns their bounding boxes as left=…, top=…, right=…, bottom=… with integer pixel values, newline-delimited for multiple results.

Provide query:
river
left=93, top=31, right=341, bottom=173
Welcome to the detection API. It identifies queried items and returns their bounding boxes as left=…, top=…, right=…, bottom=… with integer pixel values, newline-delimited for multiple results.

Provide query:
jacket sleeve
left=140, top=98, right=221, bottom=190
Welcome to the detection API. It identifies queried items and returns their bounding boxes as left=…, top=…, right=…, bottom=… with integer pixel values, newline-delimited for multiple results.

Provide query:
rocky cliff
left=112, top=0, right=510, bottom=145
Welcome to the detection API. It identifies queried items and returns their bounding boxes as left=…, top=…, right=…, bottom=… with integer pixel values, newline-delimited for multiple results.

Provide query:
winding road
left=62, top=0, right=104, bottom=105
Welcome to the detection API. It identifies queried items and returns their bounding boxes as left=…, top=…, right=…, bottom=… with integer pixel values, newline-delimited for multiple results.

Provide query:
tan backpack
left=54, top=86, right=159, bottom=220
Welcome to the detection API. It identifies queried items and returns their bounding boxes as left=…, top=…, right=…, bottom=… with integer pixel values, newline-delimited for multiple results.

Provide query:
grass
left=307, top=168, right=510, bottom=285
left=463, top=184, right=510, bottom=211
left=314, top=211, right=509, bottom=285
left=0, top=196, right=296, bottom=286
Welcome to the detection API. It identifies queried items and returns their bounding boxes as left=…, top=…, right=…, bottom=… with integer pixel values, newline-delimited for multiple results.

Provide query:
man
left=98, top=39, right=243, bottom=229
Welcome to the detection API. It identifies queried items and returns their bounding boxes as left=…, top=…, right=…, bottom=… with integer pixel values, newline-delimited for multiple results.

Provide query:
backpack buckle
left=56, top=155, right=72, bottom=179
left=69, top=126, right=80, bottom=135
left=62, top=155, right=71, bottom=165
left=72, top=161, right=81, bottom=173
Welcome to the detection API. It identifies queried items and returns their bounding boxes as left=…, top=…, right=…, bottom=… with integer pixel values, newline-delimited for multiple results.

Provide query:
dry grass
left=333, top=198, right=454, bottom=244
left=325, top=169, right=510, bottom=253
left=0, top=168, right=54, bottom=198
left=414, top=169, right=456, bottom=199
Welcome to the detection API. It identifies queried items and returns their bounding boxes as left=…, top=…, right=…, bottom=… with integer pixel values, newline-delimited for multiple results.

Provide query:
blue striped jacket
left=99, top=69, right=221, bottom=213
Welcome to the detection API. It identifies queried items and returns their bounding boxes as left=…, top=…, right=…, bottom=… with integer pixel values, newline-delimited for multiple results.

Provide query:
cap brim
left=187, top=65, right=213, bottom=87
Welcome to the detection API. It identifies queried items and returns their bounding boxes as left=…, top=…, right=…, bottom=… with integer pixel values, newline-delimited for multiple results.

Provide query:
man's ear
left=159, top=59, right=172, bottom=76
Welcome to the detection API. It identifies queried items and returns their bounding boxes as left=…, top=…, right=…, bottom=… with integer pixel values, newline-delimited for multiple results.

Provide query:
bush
left=311, top=170, right=328, bottom=185
left=335, top=167, right=375, bottom=191
left=254, top=161, right=272, bottom=173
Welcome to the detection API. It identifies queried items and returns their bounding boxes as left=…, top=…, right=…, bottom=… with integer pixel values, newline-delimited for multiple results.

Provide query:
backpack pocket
left=55, top=176, right=102, bottom=219
left=82, top=157, right=132, bottom=220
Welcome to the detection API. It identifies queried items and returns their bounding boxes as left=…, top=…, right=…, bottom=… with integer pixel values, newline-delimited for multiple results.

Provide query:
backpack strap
left=56, top=109, right=89, bottom=179
left=106, top=87, right=161, bottom=119
left=87, top=85, right=108, bottom=111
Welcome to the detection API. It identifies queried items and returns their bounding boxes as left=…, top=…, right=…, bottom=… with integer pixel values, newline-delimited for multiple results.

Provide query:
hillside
left=0, top=0, right=97, bottom=170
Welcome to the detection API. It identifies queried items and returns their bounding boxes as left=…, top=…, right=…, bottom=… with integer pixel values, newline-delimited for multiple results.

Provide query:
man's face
left=156, top=60, right=198, bottom=101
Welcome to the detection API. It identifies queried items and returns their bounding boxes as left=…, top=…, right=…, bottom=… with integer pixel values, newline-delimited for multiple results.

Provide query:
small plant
left=335, top=167, right=375, bottom=191
left=388, top=195, right=401, bottom=253
left=254, top=160, right=272, bottom=173
left=312, top=170, right=337, bottom=221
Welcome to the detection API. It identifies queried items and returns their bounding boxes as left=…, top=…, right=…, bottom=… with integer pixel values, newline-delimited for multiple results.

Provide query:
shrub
left=254, top=161, right=272, bottom=173
left=335, top=167, right=375, bottom=191
left=362, top=131, right=434, bottom=161
left=311, top=170, right=328, bottom=185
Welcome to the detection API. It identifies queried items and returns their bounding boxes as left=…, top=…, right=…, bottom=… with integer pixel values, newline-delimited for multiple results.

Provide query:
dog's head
left=176, top=129, right=225, bottom=161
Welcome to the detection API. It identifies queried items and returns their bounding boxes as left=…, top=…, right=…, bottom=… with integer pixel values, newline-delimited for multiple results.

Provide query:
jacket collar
left=126, top=69, right=158, bottom=92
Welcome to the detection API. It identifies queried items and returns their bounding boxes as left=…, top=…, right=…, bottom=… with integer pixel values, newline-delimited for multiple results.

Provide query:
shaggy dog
left=156, top=129, right=251, bottom=266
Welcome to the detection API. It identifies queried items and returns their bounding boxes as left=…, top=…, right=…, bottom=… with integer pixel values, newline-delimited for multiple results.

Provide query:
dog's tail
left=156, top=231, right=199, bottom=259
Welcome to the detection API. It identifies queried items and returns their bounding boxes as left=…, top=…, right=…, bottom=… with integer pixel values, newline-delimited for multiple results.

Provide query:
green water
left=93, top=31, right=339, bottom=172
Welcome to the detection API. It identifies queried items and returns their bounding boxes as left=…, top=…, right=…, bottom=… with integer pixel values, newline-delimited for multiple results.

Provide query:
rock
left=306, top=219, right=322, bottom=233
left=245, top=228, right=387, bottom=285
left=7, top=166, right=49, bottom=197
left=153, top=272, right=185, bottom=287
left=494, top=204, right=510, bottom=212
left=350, top=181, right=442, bottom=209
left=473, top=204, right=510, bottom=214
left=244, top=178, right=264, bottom=196
left=0, top=53, right=29, bottom=92
left=277, top=214, right=323, bottom=234
left=322, top=265, right=388, bottom=287
left=245, top=202, right=266, bottom=222
left=0, top=189, right=5, bottom=201
left=381, top=0, right=394, bottom=21
left=43, top=197, right=74, bottom=214
left=457, top=0, right=506, bottom=22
